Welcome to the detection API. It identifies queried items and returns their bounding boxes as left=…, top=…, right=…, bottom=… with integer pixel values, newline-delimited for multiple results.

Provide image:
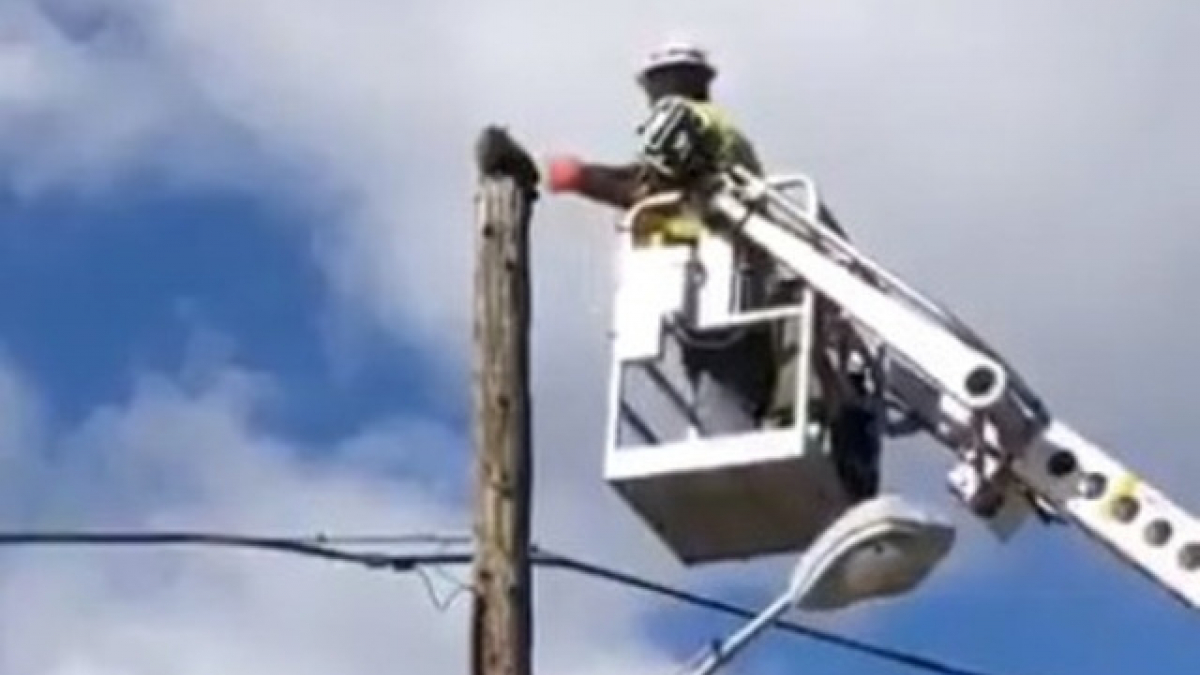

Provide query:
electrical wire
left=0, top=531, right=1016, bottom=675
left=302, top=533, right=475, bottom=547
left=538, top=549, right=1012, bottom=675
left=0, top=531, right=471, bottom=570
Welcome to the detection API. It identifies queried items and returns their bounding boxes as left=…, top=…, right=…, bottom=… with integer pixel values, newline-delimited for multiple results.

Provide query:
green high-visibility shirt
left=632, top=99, right=764, bottom=248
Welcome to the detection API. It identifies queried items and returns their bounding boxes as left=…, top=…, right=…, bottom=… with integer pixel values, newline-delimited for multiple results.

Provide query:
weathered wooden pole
left=469, top=126, right=540, bottom=675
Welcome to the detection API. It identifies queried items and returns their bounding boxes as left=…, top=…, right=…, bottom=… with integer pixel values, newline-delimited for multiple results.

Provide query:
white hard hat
left=637, top=38, right=717, bottom=84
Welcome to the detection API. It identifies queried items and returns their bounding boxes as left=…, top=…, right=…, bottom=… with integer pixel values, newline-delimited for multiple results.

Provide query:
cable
left=0, top=531, right=471, bottom=571
left=300, top=533, right=475, bottom=547
left=0, top=530, right=1014, bottom=675
left=536, top=549, right=1013, bottom=675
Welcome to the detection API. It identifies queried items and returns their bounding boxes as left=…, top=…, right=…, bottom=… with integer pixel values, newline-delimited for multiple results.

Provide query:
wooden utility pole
left=470, top=126, right=540, bottom=675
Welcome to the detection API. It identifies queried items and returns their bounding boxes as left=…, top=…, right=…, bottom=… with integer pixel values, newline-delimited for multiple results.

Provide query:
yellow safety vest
left=631, top=100, right=763, bottom=248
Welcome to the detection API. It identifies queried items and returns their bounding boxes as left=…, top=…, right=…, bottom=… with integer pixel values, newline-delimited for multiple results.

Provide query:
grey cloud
left=0, top=0, right=1198, bottom=654
left=0, top=354, right=684, bottom=675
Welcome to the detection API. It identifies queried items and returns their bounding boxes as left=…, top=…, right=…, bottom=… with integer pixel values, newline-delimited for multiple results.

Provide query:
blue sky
left=0, top=185, right=457, bottom=441
left=0, top=1, right=1198, bottom=674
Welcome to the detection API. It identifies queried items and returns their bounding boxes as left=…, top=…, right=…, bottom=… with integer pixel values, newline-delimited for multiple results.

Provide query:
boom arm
left=635, top=97, right=1200, bottom=610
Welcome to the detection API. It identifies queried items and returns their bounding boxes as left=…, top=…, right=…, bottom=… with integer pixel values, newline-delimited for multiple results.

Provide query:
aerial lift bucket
left=601, top=192, right=855, bottom=565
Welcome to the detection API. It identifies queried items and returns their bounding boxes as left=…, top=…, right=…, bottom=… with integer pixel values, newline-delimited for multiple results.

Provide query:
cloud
left=1, top=0, right=1199, bottom=666
left=0, top=351, right=692, bottom=675
left=7, top=0, right=1191, bottom=487
left=0, top=2, right=253, bottom=199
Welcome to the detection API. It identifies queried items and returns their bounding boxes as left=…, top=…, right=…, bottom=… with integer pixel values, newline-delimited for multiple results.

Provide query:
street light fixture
left=683, top=493, right=957, bottom=675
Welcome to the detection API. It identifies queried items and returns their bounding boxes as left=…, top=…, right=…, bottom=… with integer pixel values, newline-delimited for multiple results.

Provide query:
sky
left=0, top=0, right=1198, bottom=673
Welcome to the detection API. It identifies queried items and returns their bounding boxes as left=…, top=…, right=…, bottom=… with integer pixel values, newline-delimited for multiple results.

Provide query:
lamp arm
left=684, top=590, right=797, bottom=675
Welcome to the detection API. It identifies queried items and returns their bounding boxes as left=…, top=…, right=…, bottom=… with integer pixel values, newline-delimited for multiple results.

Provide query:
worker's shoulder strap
left=688, top=101, right=763, bottom=174
left=686, top=101, right=736, bottom=137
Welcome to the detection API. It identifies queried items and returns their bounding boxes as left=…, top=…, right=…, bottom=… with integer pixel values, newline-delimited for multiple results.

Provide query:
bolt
left=965, top=366, right=998, bottom=400
left=1046, top=451, right=1078, bottom=478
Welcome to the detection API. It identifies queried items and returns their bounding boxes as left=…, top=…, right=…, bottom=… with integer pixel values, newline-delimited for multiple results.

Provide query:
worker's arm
left=546, top=156, right=657, bottom=209
left=575, top=162, right=652, bottom=209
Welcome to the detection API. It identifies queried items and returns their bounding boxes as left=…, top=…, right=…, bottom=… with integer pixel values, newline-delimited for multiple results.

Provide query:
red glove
left=546, top=155, right=584, bottom=193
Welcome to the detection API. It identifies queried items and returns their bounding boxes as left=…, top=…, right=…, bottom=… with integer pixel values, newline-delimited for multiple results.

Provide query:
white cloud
left=8, top=0, right=1191, bottom=486
left=1, top=0, right=1199, bottom=667
left=0, top=353, right=690, bottom=675
left=0, top=2, right=244, bottom=197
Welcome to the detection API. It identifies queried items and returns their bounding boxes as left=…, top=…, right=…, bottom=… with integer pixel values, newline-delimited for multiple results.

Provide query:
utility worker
left=546, top=40, right=778, bottom=435
left=545, top=40, right=880, bottom=499
left=545, top=41, right=760, bottom=238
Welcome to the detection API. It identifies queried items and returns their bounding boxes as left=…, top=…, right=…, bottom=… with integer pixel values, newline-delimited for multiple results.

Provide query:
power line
left=0, top=531, right=470, bottom=570
left=302, top=533, right=474, bottom=547
left=540, top=550, right=1013, bottom=675
left=0, top=531, right=1017, bottom=675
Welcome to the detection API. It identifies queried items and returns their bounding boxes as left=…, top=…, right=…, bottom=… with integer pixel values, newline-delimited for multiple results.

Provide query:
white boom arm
left=692, top=164, right=1200, bottom=610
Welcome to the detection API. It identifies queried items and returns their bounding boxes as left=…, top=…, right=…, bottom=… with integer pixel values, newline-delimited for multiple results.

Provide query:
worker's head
left=636, top=39, right=717, bottom=104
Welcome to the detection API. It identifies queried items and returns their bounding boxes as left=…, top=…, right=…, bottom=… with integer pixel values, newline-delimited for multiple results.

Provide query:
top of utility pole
left=475, top=126, right=540, bottom=193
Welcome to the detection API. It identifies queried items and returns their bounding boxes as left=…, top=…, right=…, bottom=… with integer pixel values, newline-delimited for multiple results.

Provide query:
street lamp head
left=789, top=494, right=957, bottom=612
left=677, top=495, right=957, bottom=675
